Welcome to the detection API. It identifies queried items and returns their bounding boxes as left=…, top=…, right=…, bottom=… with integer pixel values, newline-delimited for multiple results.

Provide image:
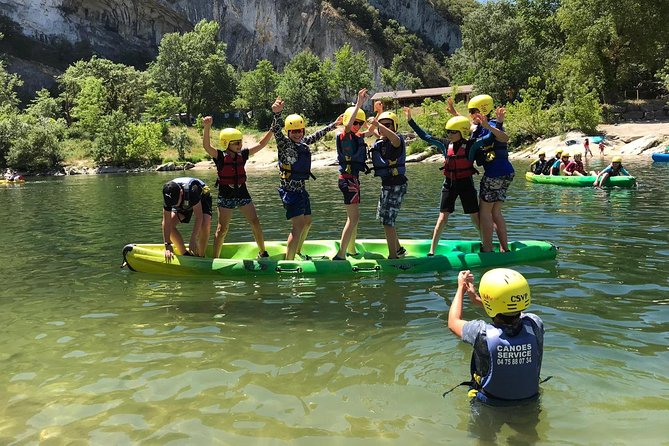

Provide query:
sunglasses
left=446, top=130, right=460, bottom=135
left=352, top=120, right=365, bottom=126
left=468, top=108, right=479, bottom=114
left=289, top=129, right=304, bottom=134
left=379, top=121, right=394, bottom=127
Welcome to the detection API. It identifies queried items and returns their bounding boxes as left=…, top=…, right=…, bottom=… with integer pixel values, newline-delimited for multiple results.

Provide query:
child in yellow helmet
left=270, top=96, right=343, bottom=260
left=202, top=116, right=273, bottom=259
left=448, top=268, right=546, bottom=406
left=593, top=155, right=631, bottom=188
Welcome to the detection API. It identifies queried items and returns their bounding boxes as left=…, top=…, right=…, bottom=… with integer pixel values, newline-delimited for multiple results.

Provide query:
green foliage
left=170, top=127, right=192, bottom=161
left=71, top=76, right=106, bottom=138
left=6, top=117, right=65, bottom=172
left=0, top=113, right=22, bottom=168
left=332, top=44, right=374, bottom=100
left=431, top=0, right=479, bottom=25
left=406, top=138, right=432, bottom=156
left=148, top=20, right=237, bottom=119
left=233, top=59, right=279, bottom=128
left=656, top=59, right=669, bottom=98
left=58, top=56, right=149, bottom=125
left=124, top=122, right=164, bottom=167
left=410, top=98, right=451, bottom=139
left=26, top=88, right=61, bottom=119
left=92, top=111, right=131, bottom=166
left=0, top=60, right=22, bottom=112
left=276, top=50, right=334, bottom=120
left=143, top=89, right=184, bottom=123
left=381, top=54, right=420, bottom=92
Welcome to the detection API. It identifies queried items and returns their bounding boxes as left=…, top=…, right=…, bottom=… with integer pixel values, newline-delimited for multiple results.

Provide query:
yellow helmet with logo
left=479, top=268, right=531, bottom=317
left=612, top=156, right=622, bottom=163
left=219, top=128, right=243, bottom=150
left=445, top=116, right=471, bottom=139
left=561, top=151, right=570, bottom=157
left=378, top=111, right=398, bottom=130
left=468, top=94, right=494, bottom=115
left=343, top=107, right=366, bottom=125
left=284, top=114, right=306, bottom=131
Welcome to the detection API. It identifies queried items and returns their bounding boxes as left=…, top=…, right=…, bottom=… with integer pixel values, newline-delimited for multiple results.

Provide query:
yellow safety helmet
left=561, top=152, right=570, bottom=157
left=219, top=128, right=243, bottom=150
left=555, top=149, right=563, bottom=156
left=343, top=107, right=366, bottom=125
left=573, top=152, right=582, bottom=158
left=378, top=111, right=398, bottom=130
left=284, top=114, right=306, bottom=131
left=538, top=150, right=545, bottom=156
left=479, top=268, right=531, bottom=317
left=612, top=156, right=622, bottom=163
left=445, top=116, right=471, bottom=139
left=468, top=94, right=494, bottom=115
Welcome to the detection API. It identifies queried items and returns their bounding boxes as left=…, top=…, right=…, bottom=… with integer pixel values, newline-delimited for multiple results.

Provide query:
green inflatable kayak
left=122, top=239, right=557, bottom=277
left=525, top=172, right=636, bottom=188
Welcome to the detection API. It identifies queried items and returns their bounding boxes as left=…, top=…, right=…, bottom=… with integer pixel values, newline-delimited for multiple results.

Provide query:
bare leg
left=347, top=225, right=358, bottom=255
left=297, top=214, right=312, bottom=256
left=384, top=225, right=399, bottom=259
left=429, top=211, right=450, bottom=255
left=286, top=214, right=310, bottom=260
left=492, top=202, right=508, bottom=252
left=479, top=200, right=495, bottom=252
left=213, top=208, right=233, bottom=258
left=239, top=203, right=266, bottom=254
left=197, top=213, right=212, bottom=257
left=167, top=213, right=188, bottom=254
left=336, top=204, right=360, bottom=259
left=470, top=212, right=481, bottom=232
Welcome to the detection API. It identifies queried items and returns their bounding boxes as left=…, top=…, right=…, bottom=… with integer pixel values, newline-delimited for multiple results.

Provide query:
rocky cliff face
left=0, top=0, right=459, bottom=90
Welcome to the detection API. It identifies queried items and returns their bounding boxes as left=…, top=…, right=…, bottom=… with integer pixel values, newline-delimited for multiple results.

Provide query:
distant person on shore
left=161, top=177, right=212, bottom=261
left=202, top=116, right=272, bottom=259
left=468, top=94, right=514, bottom=253
left=528, top=151, right=548, bottom=174
left=564, top=152, right=587, bottom=176
left=550, top=152, right=571, bottom=176
left=368, top=110, right=408, bottom=259
left=405, top=106, right=480, bottom=256
left=270, top=96, right=342, bottom=260
left=593, top=156, right=631, bottom=188
left=583, top=138, right=593, bottom=158
left=333, top=88, right=370, bottom=261
left=599, top=141, right=605, bottom=155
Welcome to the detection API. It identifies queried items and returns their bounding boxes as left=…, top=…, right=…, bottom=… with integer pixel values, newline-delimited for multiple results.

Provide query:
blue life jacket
left=472, top=120, right=513, bottom=176
left=471, top=316, right=542, bottom=402
left=370, top=136, right=406, bottom=177
left=336, top=131, right=368, bottom=176
left=279, top=143, right=313, bottom=181
left=170, top=177, right=206, bottom=210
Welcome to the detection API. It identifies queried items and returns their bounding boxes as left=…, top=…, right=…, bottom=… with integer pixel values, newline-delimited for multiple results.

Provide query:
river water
left=1, top=157, right=667, bottom=445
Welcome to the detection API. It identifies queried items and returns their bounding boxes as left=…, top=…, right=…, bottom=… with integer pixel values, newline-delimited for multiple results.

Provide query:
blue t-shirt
left=472, top=122, right=514, bottom=177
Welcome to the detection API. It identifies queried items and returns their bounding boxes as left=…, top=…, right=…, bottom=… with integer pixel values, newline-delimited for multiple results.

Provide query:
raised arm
left=345, top=88, right=368, bottom=133
left=448, top=270, right=476, bottom=338
left=248, top=130, right=273, bottom=156
left=404, top=106, right=446, bottom=155
left=202, top=116, right=218, bottom=159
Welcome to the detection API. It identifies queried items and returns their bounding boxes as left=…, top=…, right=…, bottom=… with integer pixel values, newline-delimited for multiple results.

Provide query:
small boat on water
left=651, top=152, right=669, bottom=162
left=0, top=178, right=25, bottom=184
left=121, top=239, right=558, bottom=277
left=525, top=172, right=636, bottom=188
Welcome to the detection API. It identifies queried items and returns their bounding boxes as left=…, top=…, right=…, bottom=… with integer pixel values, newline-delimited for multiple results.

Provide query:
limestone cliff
left=0, top=0, right=460, bottom=91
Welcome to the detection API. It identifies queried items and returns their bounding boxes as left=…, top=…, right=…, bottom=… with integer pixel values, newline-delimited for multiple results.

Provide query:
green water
left=1, top=158, right=668, bottom=445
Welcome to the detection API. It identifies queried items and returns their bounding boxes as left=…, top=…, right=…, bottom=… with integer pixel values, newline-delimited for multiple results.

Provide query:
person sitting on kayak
left=161, top=177, right=212, bottom=261
left=550, top=151, right=570, bottom=175
left=270, top=96, right=342, bottom=261
left=528, top=151, right=548, bottom=175
left=593, top=156, right=631, bottom=188
left=333, top=88, right=370, bottom=261
left=405, top=107, right=480, bottom=256
left=368, top=111, right=408, bottom=259
left=564, top=152, right=587, bottom=176
left=542, top=149, right=562, bottom=175
left=202, top=116, right=272, bottom=259
left=447, top=268, right=545, bottom=406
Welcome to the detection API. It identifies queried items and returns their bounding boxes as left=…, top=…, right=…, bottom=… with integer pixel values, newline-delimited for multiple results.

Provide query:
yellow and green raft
left=122, top=239, right=557, bottom=276
left=525, top=172, right=636, bottom=188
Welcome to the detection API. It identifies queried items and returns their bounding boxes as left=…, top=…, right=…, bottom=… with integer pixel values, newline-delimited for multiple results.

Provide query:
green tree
left=380, top=54, right=420, bottom=92
left=71, top=76, right=107, bottom=138
left=233, top=59, right=279, bottom=128
left=93, top=111, right=130, bottom=166
left=58, top=56, right=149, bottom=124
left=556, top=0, right=669, bottom=102
left=142, top=89, right=184, bottom=122
left=26, top=88, right=61, bottom=119
left=0, top=113, right=22, bottom=168
left=6, top=117, right=64, bottom=172
left=0, top=60, right=22, bottom=112
left=276, top=50, right=334, bottom=120
left=332, top=44, right=373, bottom=101
left=148, top=20, right=236, bottom=120
left=124, top=122, right=164, bottom=167
left=170, top=127, right=191, bottom=161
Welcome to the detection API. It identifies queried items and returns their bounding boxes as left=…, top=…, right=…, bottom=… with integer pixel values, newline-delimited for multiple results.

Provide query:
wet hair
left=493, top=312, right=523, bottom=335
left=162, top=181, right=181, bottom=207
